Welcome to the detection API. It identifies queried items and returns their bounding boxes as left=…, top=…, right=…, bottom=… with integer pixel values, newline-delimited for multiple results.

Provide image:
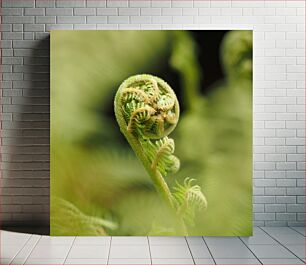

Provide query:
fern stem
left=114, top=74, right=188, bottom=235
left=115, top=113, right=187, bottom=234
left=115, top=108, right=174, bottom=209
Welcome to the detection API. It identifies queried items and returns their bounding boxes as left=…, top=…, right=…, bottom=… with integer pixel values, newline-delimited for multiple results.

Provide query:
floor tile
left=1, top=245, right=22, bottom=259
left=150, top=245, right=192, bottom=259
left=10, top=258, right=25, bottom=265
left=25, top=258, right=65, bottom=264
left=0, top=259, right=11, bottom=265
left=74, top=236, right=110, bottom=245
left=11, top=251, right=31, bottom=264
left=1, top=227, right=306, bottom=264
left=149, top=236, right=187, bottom=245
left=109, top=258, right=151, bottom=264
left=65, top=258, right=107, bottom=264
left=38, top=236, right=75, bottom=245
left=208, top=244, right=256, bottom=259
left=189, top=245, right=212, bottom=258
left=249, top=245, right=296, bottom=259
left=240, top=234, right=278, bottom=245
left=109, top=245, right=150, bottom=259
left=194, top=258, right=215, bottom=264
left=24, top=235, right=41, bottom=246
left=273, top=234, right=305, bottom=245
left=260, top=258, right=304, bottom=264
left=11, top=235, right=41, bottom=263
left=67, top=245, right=109, bottom=259
left=204, top=237, right=243, bottom=246
left=152, top=258, right=194, bottom=264
left=1, top=231, right=31, bottom=246
left=111, top=236, right=148, bottom=245
left=186, top=236, right=205, bottom=245
left=28, top=245, right=71, bottom=259
left=286, top=245, right=306, bottom=259
left=290, top=227, right=306, bottom=236
left=215, top=258, right=260, bottom=264
left=253, top=227, right=266, bottom=235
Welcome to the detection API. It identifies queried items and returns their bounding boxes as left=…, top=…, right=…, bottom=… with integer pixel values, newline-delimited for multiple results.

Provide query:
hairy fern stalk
left=114, top=74, right=206, bottom=235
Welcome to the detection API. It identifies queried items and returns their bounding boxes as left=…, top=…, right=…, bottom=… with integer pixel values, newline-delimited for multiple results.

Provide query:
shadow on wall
left=3, top=37, right=50, bottom=235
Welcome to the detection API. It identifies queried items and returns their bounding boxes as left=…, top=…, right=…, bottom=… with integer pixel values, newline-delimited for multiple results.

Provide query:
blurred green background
left=50, top=30, right=253, bottom=236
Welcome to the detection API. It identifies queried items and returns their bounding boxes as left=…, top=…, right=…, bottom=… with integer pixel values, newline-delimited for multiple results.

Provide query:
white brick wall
left=1, top=0, right=305, bottom=227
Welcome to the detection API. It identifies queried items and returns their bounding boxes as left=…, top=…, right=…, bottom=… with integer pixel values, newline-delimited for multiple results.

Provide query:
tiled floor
left=1, top=227, right=305, bottom=265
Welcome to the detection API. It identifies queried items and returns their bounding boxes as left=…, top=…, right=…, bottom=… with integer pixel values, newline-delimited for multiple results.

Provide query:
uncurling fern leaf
left=114, top=74, right=206, bottom=235
left=173, top=178, right=207, bottom=225
left=142, top=137, right=180, bottom=176
left=122, top=87, right=149, bottom=103
left=114, top=75, right=180, bottom=207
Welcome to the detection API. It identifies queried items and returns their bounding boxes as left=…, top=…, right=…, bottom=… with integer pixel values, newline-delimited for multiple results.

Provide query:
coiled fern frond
left=116, top=74, right=179, bottom=140
left=114, top=74, right=180, bottom=207
left=114, top=74, right=206, bottom=235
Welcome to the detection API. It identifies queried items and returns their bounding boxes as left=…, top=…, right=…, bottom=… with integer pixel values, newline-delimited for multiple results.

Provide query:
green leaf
left=51, top=197, right=117, bottom=236
left=142, top=136, right=180, bottom=176
left=173, top=178, right=207, bottom=225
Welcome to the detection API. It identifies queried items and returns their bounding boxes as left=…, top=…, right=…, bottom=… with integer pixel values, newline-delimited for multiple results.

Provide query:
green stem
left=115, top=94, right=188, bottom=235
left=115, top=99, right=174, bottom=208
left=114, top=75, right=188, bottom=235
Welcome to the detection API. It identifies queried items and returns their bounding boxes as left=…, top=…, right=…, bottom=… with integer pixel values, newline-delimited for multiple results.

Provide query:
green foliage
left=221, top=30, right=253, bottom=82
left=170, top=31, right=202, bottom=111
left=51, top=30, right=253, bottom=236
left=143, top=137, right=180, bottom=176
left=114, top=74, right=206, bottom=235
left=113, top=191, right=180, bottom=235
left=51, top=31, right=172, bottom=143
left=51, top=197, right=117, bottom=236
left=173, top=178, right=207, bottom=225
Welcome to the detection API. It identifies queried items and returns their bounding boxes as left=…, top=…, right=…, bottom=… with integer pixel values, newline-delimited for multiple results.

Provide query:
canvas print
left=51, top=30, right=253, bottom=236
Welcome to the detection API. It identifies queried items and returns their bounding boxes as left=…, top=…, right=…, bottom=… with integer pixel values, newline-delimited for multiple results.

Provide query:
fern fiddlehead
left=114, top=74, right=206, bottom=234
left=115, top=74, right=179, bottom=206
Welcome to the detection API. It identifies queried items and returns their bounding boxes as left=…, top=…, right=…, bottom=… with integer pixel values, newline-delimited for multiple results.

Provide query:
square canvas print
left=51, top=30, right=253, bottom=236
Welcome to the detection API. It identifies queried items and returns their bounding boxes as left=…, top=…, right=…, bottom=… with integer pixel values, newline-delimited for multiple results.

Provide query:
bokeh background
left=50, top=30, right=253, bottom=236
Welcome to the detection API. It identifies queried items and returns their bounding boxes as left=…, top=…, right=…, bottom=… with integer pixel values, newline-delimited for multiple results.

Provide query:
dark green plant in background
left=51, top=30, right=252, bottom=236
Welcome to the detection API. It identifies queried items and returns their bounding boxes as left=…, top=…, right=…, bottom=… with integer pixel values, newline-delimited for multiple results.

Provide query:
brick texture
left=0, top=0, right=305, bottom=227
